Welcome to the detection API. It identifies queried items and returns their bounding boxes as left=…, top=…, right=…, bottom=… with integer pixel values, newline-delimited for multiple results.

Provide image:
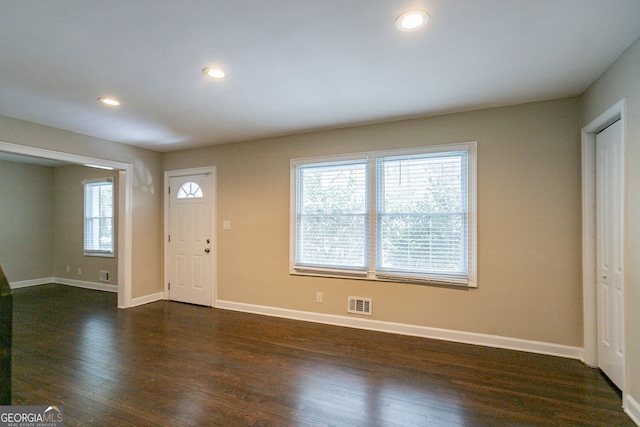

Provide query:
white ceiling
left=1, top=1, right=639, bottom=153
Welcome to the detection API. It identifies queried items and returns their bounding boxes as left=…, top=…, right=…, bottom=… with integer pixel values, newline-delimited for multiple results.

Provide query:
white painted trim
left=164, top=167, right=218, bottom=307
left=581, top=127, right=598, bottom=367
left=118, top=168, right=133, bottom=309
left=580, top=99, right=627, bottom=379
left=130, top=292, right=165, bottom=308
left=215, top=300, right=583, bottom=360
left=54, top=278, right=117, bottom=293
left=9, top=280, right=164, bottom=309
left=11, top=277, right=117, bottom=293
left=9, top=277, right=55, bottom=289
left=0, top=141, right=134, bottom=308
left=625, top=394, right=640, bottom=426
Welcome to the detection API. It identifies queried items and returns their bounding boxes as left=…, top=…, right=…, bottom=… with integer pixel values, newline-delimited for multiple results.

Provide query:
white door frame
left=0, top=141, right=133, bottom=308
left=581, top=99, right=627, bottom=383
left=164, top=167, right=217, bottom=306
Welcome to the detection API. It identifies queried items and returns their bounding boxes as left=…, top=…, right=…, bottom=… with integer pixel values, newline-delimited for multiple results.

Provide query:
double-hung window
left=83, top=178, right=114, bottom=257
left=294, top=157, right=369, bottom=274
left=291, top=142, right=477, bottom=287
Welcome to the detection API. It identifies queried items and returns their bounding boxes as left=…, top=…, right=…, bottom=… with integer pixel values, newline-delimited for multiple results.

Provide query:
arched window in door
left=177, top=182, right=203, bottom=199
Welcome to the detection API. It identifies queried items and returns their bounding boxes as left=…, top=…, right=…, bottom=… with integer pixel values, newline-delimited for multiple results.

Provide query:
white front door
left=168, top=174, right=213, bottom=306
left=596, top=119, right=625, bottom=390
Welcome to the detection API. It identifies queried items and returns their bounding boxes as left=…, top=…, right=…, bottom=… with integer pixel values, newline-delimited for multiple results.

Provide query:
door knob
left=204, top=248, right=210, bottom=253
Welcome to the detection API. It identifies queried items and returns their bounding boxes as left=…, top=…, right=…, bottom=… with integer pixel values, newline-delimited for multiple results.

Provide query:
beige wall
left=53, top=165, right=118, bottom=284
left=580, top=36, right=640, bottom=406
left=0, top=116, right=163, bottom=298
left=163, top=97, right=583, bottom=347
left=0, top=161, right=120, bottom=285
left=0, top=160, right=54, bottom=281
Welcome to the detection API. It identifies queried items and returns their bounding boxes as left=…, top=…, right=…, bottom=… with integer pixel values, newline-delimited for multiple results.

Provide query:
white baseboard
left=10, top=277, right=118, bottom=293
left=10, top=278, right=164, bottom=308
left=215, top=300, right=583, bottom=360
left=130, top=292, right=164, bottom=308
left=8, top=283, right=585, bottom=360
left=9, top=277, right=55, bottom=289
left=626, top=394, right=640, bottom=426
left=53, top=277, right=117, bottom=293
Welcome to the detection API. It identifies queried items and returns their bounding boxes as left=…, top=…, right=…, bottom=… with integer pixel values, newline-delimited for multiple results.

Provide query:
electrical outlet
left=66, top=265, right=70, bottom=273
left=316, top=292, right=323, bottom=303
left=77, top=268, right=82, bottom=275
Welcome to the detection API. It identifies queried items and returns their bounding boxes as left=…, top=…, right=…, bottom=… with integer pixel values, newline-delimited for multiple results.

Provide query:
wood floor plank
left=10, top=284, right=635, bottom=426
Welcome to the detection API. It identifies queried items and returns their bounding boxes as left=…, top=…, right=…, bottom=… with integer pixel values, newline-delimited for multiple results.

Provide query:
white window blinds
left=291, top=142, right=476, bottom=286
left=84, top=179, right=114, bottom=255
left=295, top=160, right=368, bottom=271
left=376, top=151, right=468, bottom=281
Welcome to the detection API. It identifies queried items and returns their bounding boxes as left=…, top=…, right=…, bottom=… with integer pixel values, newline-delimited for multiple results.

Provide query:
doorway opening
left=0, top=141, right=133, bottom=308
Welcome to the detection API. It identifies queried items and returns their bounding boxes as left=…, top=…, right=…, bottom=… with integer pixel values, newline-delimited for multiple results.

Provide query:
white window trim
left=83, top=177, right=115, bottom=257
left=290, top=142, right=477, bottom=287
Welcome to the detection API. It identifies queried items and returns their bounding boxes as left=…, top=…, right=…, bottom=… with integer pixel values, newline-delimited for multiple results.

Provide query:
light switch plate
left=223, top=220, right=231, bottom=230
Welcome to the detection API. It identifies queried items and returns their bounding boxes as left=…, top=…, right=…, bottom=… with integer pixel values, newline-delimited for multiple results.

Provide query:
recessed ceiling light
left=99, top=97, right=120, bottom=106
left=396, top=10, right=429, bottom=31
left=203, top=67, right=226, bottom=79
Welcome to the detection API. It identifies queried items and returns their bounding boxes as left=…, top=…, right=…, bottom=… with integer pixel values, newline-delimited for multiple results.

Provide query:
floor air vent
left=348, top=296, right=372, bottom=316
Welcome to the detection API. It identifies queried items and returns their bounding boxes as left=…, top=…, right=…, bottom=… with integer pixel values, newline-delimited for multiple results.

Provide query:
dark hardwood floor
left=10, top=284, right=634, bottom=426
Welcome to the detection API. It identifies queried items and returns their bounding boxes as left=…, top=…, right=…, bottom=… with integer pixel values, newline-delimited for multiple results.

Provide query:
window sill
left=84, top=251, right=115, bottom=258
left=291, top=267, right=475, bottom=288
